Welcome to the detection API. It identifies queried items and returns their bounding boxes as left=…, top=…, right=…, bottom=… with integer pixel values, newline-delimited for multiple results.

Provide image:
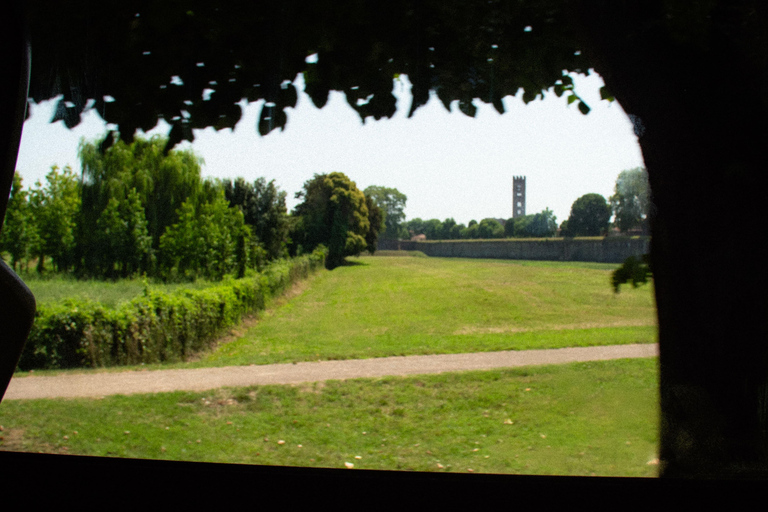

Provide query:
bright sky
left=15, top=72, right=644, bottom=227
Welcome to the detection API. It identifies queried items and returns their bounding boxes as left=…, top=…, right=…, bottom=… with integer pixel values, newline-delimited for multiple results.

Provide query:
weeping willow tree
left=76, top=136, right=203, bottom=277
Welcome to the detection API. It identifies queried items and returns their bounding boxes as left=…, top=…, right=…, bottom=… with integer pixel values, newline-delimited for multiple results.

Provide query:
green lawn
left=199, top=255, right=656, bottom=367
left=20, top=272, right=216, bottom=309
left=0, top=358, right=659, bottom=477
left=1, top=254, right=659, bottom=476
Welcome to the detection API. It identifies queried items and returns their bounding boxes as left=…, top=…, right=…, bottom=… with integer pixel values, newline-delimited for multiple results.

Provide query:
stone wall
left=377, top=237, right=649, bottom=263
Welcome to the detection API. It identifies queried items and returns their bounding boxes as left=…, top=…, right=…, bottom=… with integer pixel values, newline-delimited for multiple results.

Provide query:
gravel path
left=3, top=343, right=658, bottom=400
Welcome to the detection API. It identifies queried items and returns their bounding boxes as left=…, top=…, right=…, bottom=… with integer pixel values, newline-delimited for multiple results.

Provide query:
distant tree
left=449, top=222, right=464, bottom=239
left=504, top=217, right=517, bottom=238
left=477, top=218, right=504, bottom=238
left=222, top=177, right=290, bottom=261
left=565, top=194, right=611, bottom=237
left=404, top=218, right=426, bottom=238
left=460, top=222, right=479, bottom=239
left=507, top=208, right=558, bottom=238
left=440, top=218, right=458, bottom=239
left=528, top=208, right=558, bottom=237
left=363, top=186, right=407, bottom=240
left=0, top=174, right=35, bottom=272
left=423, top=219, right=444, bottom=240
left=292, top=173, right=370, bottom=269
left=610, top=168, right=650, bottom=234
left=364, top=195, right=383, bottom=254
left=506, top=215, right=530, bottom=237
left=29, top=166, right=81, bottom=273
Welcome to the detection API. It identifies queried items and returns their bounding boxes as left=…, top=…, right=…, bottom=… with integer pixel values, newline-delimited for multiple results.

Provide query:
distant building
left=513, top=176, right=526, bottom=218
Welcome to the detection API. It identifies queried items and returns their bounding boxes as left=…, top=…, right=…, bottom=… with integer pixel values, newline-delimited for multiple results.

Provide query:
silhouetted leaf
left=279, top=83, right=298, bottom=109
left=600, top=85, right=615, bottom=102
left=99, top=131, right=116, bottom=153
left=164, top=123, right=184, bottom=154
left=492, top=96, right=505, bottom=114
left=258, top=104, right=287, bottom=135
left=458, top=99, right=476, bottom=117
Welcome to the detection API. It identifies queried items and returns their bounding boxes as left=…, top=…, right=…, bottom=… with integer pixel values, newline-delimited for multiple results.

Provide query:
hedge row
left=18, top=249, right=326, bottom=370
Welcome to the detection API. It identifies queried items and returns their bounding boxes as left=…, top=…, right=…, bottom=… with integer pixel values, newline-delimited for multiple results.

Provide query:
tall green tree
left=159, top=193, right=250, bottom=281
left=0, top=174, right=35, bottom=271
left=93, top=188, right=152, bottom=278
left=363, top=186, right=407, bottom=240
left=364, top=195, right=383, bottom=254
left=28, top=166, right=81, bottom=273
left=610, top=168, right=650, bottom=234
left=292, top=173, right=370, bottom=269
left=564, top=194, right=611, bottom=237
left=77, top=136, right=203, bottom=275
left=222, top=177, right=289, bottom=261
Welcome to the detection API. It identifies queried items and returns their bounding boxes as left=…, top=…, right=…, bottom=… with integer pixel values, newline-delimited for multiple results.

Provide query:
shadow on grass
left=339, top=259, right=369, bottom=267
left=325, top=258, right=370, bottom=270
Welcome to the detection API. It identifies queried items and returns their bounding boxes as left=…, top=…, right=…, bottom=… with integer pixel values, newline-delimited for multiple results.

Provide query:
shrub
left=19, top=248, right=327, bottom=370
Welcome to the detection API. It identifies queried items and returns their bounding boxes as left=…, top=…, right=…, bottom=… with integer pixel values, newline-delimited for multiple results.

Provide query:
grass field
left=1, top=254, right=659, bottom=476
left=19, top=272, right=216, bottom=308
left=198, top=254, right=656, bottom=368
left=0, top=358, right=659, bottom=476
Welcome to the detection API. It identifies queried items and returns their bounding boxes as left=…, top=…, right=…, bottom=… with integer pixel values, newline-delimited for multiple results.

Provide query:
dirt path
left=3, top=344, right=657, bottom=400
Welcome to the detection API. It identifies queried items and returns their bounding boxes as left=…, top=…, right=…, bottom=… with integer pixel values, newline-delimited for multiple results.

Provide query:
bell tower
left=513, top=176, right=526, bottom=218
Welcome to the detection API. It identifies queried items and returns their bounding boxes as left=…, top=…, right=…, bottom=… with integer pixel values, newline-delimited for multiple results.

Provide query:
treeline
left=402, top=168, right=650, bottom=241
left=1, top=136, right=386, bottom=277
left=404, top=209, right=558, bottom=240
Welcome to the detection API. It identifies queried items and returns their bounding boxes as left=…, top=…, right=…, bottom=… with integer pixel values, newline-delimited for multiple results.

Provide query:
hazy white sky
left=16, top=71, right=644, bottom=227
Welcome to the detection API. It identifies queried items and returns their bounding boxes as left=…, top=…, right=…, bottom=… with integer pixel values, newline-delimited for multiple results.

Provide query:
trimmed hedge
left=18, top=249, right=326, bottom=370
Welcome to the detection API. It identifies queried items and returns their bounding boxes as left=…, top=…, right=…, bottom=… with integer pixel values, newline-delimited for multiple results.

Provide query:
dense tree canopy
left=363, top=186, right=407, bottom=241
left=364, top=195, right=384, bottom=254
left=159, top=193, right=251, bottom=280
left=222, top=177, right=290, bottom=261
left=291, top=172, right=370, bottom=269
left=28, top=166, right=81, bottom=273
left=610, top=168, right=650, bottom=234
left=24, top=0, right=592, bottom=153
left=562, top=193, right=610, bottom=237
left=0, top=175, right=33, bottom=271
left=476, top=218, right=505, bottom=239
left=78, top=136, right=203, bottom=259
left=505, top=208, right=557, bottom=238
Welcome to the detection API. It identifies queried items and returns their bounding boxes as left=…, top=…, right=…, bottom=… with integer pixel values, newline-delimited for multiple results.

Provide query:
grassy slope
left=201, top=255, right=656, bottom=367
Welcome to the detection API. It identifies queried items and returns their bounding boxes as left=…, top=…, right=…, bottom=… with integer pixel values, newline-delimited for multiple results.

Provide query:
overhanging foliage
left=25, top=0, right=592, bottom=153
